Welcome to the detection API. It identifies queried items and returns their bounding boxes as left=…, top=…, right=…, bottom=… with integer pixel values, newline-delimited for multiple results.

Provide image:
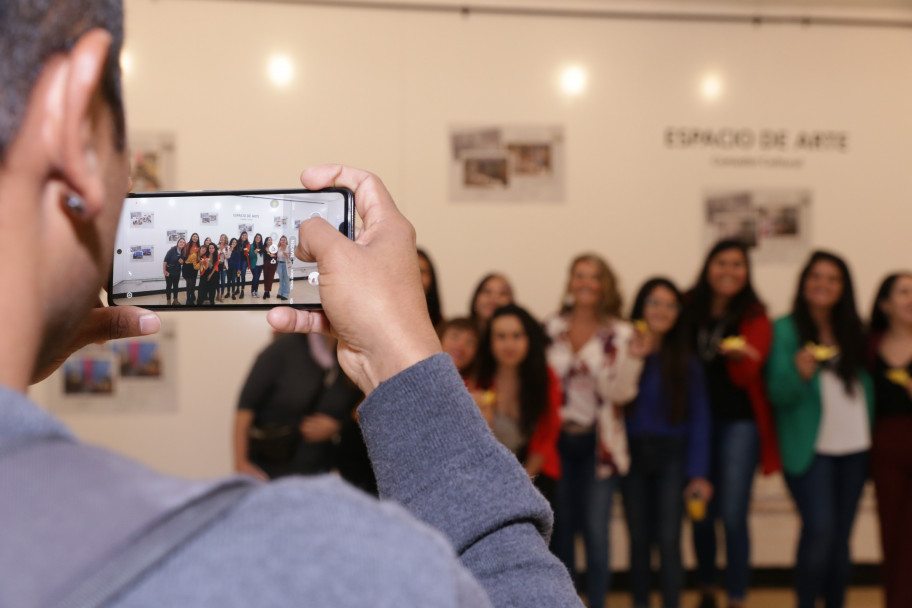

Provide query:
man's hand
left=267, top=165, right=442, bottom=394
left=31, top=301, right=160, bottom=384
left=300, top=414, right=342, bottom=443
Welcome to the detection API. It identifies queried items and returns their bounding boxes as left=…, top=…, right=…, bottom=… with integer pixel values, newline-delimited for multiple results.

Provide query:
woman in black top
left=162, top=237, right=185, bottom=306
left=868, top=271, right=912, bottom=608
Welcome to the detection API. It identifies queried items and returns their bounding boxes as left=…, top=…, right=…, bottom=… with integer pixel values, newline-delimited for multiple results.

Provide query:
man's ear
left=57, top=28, right=115, bottom=220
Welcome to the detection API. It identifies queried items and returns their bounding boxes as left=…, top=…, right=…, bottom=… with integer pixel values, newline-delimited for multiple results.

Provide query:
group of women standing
left=424, top=244, right=912, bottom=608
left=162, top=231, right=293, bottom=305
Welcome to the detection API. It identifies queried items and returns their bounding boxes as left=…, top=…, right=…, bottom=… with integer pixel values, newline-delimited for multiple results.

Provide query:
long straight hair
left=686, top=239, right=764, bottom=329
left=630, top=278, right=690, bottom=425
left=792, top=250, right=864, bottom=393
left=418, top=248, right=443, bottom=327
left=475, top=304, right=550, bottom=439
left=870, top=272, right=912, bottom=334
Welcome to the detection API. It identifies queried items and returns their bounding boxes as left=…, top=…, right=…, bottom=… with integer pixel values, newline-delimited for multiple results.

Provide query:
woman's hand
left=719, top=341, right=761, bottom=362
left=684, top=477, right=713, bottom=503
left=795, top=347, right=819, bottom=381
left=628, top=326, right=654, bottom=358
left=235, top=459, right=268, bottom=482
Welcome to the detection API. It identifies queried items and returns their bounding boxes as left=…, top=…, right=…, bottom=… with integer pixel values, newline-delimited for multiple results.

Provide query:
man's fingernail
left=140, top=314, right=161, bottom=335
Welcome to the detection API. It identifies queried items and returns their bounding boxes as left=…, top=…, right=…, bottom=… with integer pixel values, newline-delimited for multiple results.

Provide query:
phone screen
left=108, top=188, right=354, bottom=309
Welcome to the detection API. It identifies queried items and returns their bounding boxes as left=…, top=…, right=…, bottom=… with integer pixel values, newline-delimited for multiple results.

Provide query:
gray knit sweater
left=0, top=354, right=580, bottom=607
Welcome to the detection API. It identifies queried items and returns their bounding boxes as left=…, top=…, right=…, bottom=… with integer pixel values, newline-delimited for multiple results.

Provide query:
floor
left=600, top=588, right=882, bottom=607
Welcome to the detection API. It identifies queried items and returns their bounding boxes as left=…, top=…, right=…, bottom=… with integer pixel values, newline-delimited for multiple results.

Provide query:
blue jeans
left=277, top=262, right=290, bottom=298
left=218, top=268, right=226, bottom=296
left=238, top=260, right=248, bottom=290
left=622, top=436, right=686, bottom=608
left=692, top=420, right=759, bottom=601
left=553, top=431, right=616, bottom=606
left=251, top=265, right=263, bottom=293
left=784, top=451, right=869, bottom=608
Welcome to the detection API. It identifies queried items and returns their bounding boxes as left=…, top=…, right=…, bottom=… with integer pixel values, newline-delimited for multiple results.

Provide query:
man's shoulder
left=117, top=475, right=467, bottom=607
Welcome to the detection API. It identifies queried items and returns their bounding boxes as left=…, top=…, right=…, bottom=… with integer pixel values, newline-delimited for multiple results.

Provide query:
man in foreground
left=0, top=1, right=580, bottom=606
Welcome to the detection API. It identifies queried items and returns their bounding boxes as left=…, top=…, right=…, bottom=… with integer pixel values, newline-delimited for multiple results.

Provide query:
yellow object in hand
left=805, top=342, right=840, bottom=362
left=720, top=336, right=746, bottom=350
left=886, top=368, right=911, bottom=386
left=686, top=497, right=707, bottom=521
left=480, top=390, right=497, bottom=408
left=634, top=320, right=649, bottom=334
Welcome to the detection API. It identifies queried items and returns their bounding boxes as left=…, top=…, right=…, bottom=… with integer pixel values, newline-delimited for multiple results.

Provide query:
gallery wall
left=29, top=0, right=912, bottom=568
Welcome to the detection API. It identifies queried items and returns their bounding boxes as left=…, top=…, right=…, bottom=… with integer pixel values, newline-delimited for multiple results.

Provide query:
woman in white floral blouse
left=546, top=253, right=650, bottom=606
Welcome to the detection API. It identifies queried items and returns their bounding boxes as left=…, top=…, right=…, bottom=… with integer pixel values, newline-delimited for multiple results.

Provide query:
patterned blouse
left=545, top=315, right=644, bottom=477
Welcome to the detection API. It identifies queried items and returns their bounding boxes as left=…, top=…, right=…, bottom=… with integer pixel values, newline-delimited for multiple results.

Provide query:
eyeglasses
left=644, top=297, right=681, bottom=312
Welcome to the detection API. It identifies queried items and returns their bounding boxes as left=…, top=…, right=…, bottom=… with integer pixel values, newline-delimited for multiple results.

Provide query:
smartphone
left=107, top=188, right=354, bottom=309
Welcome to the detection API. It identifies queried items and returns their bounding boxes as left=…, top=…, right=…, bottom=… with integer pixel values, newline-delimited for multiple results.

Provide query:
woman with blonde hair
left=545, top=252, right=650, bottom=606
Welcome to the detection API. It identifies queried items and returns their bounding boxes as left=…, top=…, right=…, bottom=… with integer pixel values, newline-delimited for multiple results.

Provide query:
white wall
left=29, top=0, right=912, bottom=567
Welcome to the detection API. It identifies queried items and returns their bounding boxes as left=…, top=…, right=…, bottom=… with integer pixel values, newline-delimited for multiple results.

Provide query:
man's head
left=0, top=0, right=129, bottom=385
left=0, top=0, right=125, bottom=160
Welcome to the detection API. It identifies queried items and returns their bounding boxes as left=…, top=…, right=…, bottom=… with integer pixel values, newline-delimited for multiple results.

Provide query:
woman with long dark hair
left=685, top=239, right=780, bottom=608
left=868, top=272, right=912, bottom=608
left=472, top=304, right=561, bottom=503
left=199, top=242, right=219, bottom=305
left=545, top=253, right=649, bottom=607
left=469, top=273, right=513, bottom=335
left=766, top=250, right=873, bottom=608
left=250, top=233, right=265, bottom=298
left=237, top=231, right=250, bottom=299
left=226, top=237, right=240, bottom=300
left=418, top=248, right=444, bottom=327
left=624, top=278, right=712, bottom=608
left=181, top=232, right=201, bottom=306
left=262, top=236, right=278, bottom=300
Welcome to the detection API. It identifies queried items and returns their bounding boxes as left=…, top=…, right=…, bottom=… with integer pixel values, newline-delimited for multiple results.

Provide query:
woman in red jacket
left=685, top=239, right=781, bottom=608
left=471, top=304, right=561, bottom=505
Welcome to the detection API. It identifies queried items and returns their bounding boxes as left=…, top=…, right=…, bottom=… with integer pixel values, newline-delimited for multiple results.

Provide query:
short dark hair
left=0, top=0, right=125, bottom=161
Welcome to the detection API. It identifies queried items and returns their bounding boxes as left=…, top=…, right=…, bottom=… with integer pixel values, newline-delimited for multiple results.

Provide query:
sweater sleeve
left=685, top=358, right=712, bottom=480
left=358, top=354, right=581, bottom=608
left=726, top=313, right=772, bottom=389
left=766, top=316, right=814, bottom=410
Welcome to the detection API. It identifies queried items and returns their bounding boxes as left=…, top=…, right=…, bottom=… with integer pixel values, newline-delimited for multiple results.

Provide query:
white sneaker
left=253, top=292, right=260, bottom=298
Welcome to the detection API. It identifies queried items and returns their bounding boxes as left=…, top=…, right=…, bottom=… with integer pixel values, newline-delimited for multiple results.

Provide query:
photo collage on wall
left=449, top=124, right=566, bottom=202
left=704, top=189, right=812, bottom=263
left=50, top=320, right=178, bottom=413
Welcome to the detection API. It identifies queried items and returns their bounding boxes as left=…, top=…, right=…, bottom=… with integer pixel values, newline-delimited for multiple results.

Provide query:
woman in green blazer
left=766, top=251, right=873, bottom=608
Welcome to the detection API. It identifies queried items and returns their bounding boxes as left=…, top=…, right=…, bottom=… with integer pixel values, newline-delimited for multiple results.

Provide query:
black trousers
left=182, top=268, right=198, bottom=304
left=164, top=268, right=181, bottom=300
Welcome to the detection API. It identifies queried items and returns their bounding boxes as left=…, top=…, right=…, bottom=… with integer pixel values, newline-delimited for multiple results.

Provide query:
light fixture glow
left=268, top=54, right=294, bottom=87
left=560, top=66, right=587, bottom=96
left=701, top=74, right=723, bottom=101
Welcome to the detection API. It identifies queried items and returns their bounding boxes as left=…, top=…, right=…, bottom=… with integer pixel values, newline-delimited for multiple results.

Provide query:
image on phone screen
left=108, top=188, right=354, bottom=309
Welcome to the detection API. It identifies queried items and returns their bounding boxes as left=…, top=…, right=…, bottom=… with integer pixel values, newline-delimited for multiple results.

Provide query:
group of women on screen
left=162, top=231, right=293, bottom=305
left=422, top=244, right=912, bottom=608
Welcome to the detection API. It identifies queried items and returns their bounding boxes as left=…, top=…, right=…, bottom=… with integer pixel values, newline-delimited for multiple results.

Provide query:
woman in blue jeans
left=685, top=240, right=781, bottom=608
left=276, top=235, right=291, bottom=300
left=623, top=278, right=712, bottom=608
left=545, top=253, right=648, bottom=607
left=766, top=251, right=873, bottom=608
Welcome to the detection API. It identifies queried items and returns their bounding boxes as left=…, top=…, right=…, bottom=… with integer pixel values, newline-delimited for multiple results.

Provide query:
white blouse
left=816, top=370, right=871, bottom=456
left=545, top=315, right=644, bottom=477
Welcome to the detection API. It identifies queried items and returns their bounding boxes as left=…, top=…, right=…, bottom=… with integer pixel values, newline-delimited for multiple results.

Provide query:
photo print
left=238, top=223, right=254, bottom=234
left=274, top=216, right=287, bottom=227
left=704, top=189, right=812, bottom=264
left=112, top=341, right=162, bottom=378
left=129, top=131, right=176, bottom=193
left=129, top=245, right=154, bottom=262
left=450, top=124, right=565, bottom=202
left=130, top=211, right=154, bottom=228
left=63, top=355, right=115, bottom=395
left=166, top=229, right=187, bottom=243
left=200, top=212, right=218, bottom=226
